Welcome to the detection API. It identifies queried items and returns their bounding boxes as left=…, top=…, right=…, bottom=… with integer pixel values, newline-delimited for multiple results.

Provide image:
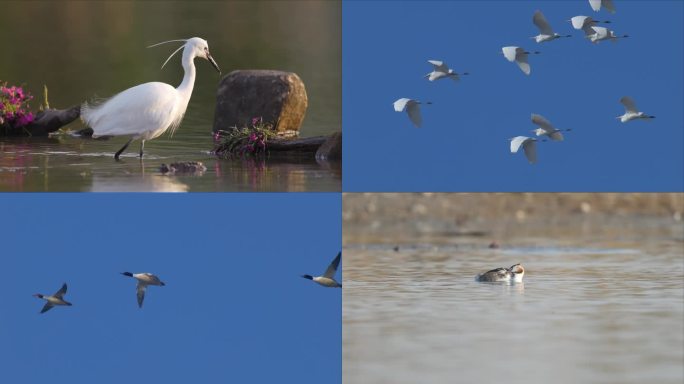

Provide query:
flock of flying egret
left=392, top=0, right=655, bottom=164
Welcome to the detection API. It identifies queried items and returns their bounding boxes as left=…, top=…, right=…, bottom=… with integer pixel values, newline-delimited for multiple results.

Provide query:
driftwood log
left=0, top=105, right=80, bottom=136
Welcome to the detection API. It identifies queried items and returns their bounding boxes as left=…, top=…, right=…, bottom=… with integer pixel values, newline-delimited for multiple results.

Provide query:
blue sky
left=0, top=194, right=341, bottom=384
left=343, top=0, right=684, bottom=192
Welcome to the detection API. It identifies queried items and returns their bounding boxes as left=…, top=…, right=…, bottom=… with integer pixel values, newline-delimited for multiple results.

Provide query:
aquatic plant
left=0, top=81, right=34, bottom=131
left=213, top=117, right=277, bottom=159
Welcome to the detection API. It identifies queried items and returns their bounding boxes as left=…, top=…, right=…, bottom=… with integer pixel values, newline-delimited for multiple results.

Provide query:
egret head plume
left=147, top=38, right=189, bottom=70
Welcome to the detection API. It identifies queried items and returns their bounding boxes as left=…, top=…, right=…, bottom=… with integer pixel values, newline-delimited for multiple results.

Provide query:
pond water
left=0, top=1, right=341, bottom=192
left=343, top=217, right=684, bottom=384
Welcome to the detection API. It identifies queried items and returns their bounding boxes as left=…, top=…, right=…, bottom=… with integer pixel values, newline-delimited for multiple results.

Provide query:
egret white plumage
left=301, top=252, right=342, bottom=288
left=617, top=96, right=655, bottom=123
left=425, top=60, right=468, bottom=82
left=569, top=15, right=611, bottom=35
left=531, top=113, right=570, bottom=141
left=393, top=98, right=431, bottom=128
left=510, top=136, right=538, bottom=164
left=532, top=10, right=571, bottom=43
left=587, top=26, right=628, bottom=43
left=502, top=46, right=540, bottom=75
left=589, top=0, right=616, bottom=13
left=81, top=37, right=221, bottom=160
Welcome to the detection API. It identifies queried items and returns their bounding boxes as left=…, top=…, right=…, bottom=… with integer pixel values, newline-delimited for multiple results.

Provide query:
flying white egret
left=510, top=136, right=538, bottom=164
left=502, top=46, right=540, bottom=75
left=569, top=15, right=611, bottom=35
left=617, top=96, right=655, bottom=123
left=82, top=37, right=221, bottom=160
left=301, top=252, right=342, bottom=288
left=587, top=26, right=628, bottom=43
left=531, top=113, right=571, bottom=141
left=532, top=10, right=571, bottom=43
left=393, top=98, right=431, bottom=128
left=589, top=0, right=616, bottom=13
left=425, top=60, right=469, bottom=82
left=121, top=272, right=166, bottom=308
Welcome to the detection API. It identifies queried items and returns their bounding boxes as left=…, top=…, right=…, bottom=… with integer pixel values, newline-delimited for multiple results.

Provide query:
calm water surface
left=343, top=218, right=684, bottom=384
left=0, top=1, right=341, bottom=192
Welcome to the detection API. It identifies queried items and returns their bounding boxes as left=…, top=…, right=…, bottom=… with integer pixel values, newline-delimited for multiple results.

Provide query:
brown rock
left=213, top=70, right=308, bottom=134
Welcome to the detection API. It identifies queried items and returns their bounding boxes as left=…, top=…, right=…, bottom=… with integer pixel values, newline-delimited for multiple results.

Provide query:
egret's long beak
left=207, top=52, right=221, bottom=74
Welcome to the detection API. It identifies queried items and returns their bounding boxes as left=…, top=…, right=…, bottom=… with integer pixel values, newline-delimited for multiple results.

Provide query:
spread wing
left=54, top=283, right=67, bottom=299
left=602, top=0, right=616, bottom=13
left=620, top=96, right=638, bottom=113
left=393, top=98, right=410, bottom=112
left=502, top=46, right=518, bottom=62
left=428, top=60, right=449, bottom=72
left=510, top=136, right=529, bottom=153
left=40, top=302, right=54, bottom=314
left=516, top=56, right=531, bottom=75
left=591, top=26, right=609, bottom=40
left=589, top=0, right=602, bottom=12
left=323, top=252, right=341, bottom=278
left=531, top=113, right=555, bottom=133
left=548, top=131, right=564, bottom=141
left=136, top=283, right=146, bottom=308
left=571, top=16, right=590, bottom=30
left=533, top=10, right=554, bottom=35
left=406, top=102, right=423, bottom=128
left=428, top=71, right=447, bottom=81
left=522, top=140, right=538, bottom=164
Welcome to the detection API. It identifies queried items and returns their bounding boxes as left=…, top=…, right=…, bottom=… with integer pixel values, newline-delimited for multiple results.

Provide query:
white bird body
left=302, top=252, right=342, bottom=288
left=502, top=46, right=538, bottom=75
left=121, top=272, right=166, bottom=308
left=84, top=82, right=184, bottom=140
left=393, top=98, right=430, bottom=128
left=425, top=60, right=467, bottom=82
left=589, top=0, right=616, bottom=13
left=510, top=136, right=538, bottom=164
left=531, top=113, right=569, bottom=141
left=82, top=37, right=221, bottom=160
left=532, top=10, right=570, bottom=43
left=587, top=26, right=628, bottom=43
left=570, top=15, right=610, bottom=34
left=34, top=283, right=72, bottom=313
left=618, top=96, right=655, bottom=122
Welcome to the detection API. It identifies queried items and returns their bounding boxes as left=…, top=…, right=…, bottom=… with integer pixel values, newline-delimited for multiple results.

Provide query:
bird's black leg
left=139, top=140, right=145, bottom=159
left=115, top=138, right=133, bottom=161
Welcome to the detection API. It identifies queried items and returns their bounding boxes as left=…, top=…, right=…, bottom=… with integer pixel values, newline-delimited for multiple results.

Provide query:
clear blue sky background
left=343, top=0, right=684, bottom=192
left=0, top=194, right=341, bottom=383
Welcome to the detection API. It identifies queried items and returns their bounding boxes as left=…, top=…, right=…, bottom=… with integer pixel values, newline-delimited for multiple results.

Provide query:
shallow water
left=0, top=1, right=341, bottom=192
left=343, top=218, right=684, bottom=384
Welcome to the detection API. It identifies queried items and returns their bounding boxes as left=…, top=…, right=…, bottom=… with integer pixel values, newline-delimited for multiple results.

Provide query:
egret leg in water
left=81, top=37, right=221, bottom=160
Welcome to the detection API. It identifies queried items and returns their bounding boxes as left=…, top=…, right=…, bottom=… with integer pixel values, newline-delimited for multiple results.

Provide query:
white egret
left=393, top=98, right=431, bottom=128
left=510, top=136, right=538, bottom=164
left=425, top=60, right=469, bottom=82
left=121, top=272, right=166, bottom=308
left=617, top=96, right=655, bottom=123
left=502, top=46, right=540, bottom=76
left=589, top=0, right=616, bottom=13
left=82, top=37, right=221, bottom=160
left=569, top=15, right=611, bottom=35
left=532, top=10, right=571, bottom=43
left=33, top=283, right=72, bottom=314
left=531, top=113, right=570, bottom=141
left=301, top=252, right=342, bottom=288
left=587, top=26, right=628, bottom=43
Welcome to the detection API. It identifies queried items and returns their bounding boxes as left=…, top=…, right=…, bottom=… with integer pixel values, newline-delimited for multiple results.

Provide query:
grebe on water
left=476, top=264, right=525, bottom=282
